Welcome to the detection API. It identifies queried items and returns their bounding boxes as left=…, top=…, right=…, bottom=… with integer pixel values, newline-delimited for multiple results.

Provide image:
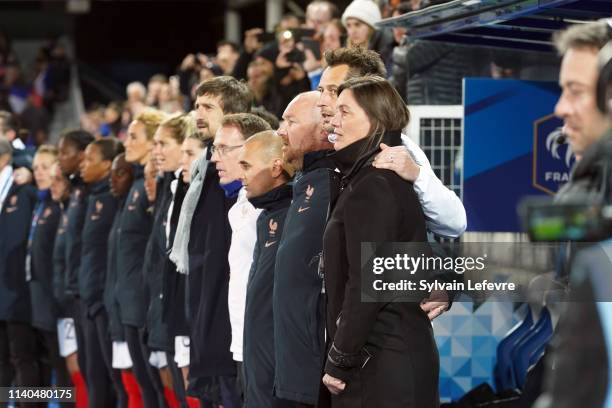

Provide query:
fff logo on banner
left=532, top=114, right=573, bottom=195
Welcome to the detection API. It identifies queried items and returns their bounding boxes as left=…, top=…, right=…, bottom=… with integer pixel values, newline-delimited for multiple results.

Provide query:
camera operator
left=531, top=19, right=612, bottom=408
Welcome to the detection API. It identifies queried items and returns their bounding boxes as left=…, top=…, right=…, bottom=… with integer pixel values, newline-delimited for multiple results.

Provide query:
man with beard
left=169, top=76, right=251, bottom=407
left=273, top=47, right=467, bottom=406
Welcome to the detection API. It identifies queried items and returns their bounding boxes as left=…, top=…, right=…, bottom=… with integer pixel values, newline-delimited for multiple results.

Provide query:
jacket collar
left=248, top=183, right=293, bottom=212
left=88, top=176, right=111, bottom=195
left=132, top=164, right=145, bottom=180
left=302, top=149, right=335, bottom=172
left=331, top=129, right=403, bottom=186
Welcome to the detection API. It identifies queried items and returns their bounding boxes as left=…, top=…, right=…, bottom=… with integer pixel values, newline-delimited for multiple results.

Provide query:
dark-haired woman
left=79, top=138, right=126, bottom=407
left=57, top=129, right=95, bottom=399
left=321, top=76, right=439, bottom=407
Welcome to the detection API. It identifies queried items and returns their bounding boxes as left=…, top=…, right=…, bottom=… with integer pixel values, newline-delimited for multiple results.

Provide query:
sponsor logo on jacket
left=128, top=190, right=139, bottom=211
left=298, top=184, right=314, bottom=213
left=91, top=200, right=104, bottom=221
left=264, top=218, right=278, bottom=248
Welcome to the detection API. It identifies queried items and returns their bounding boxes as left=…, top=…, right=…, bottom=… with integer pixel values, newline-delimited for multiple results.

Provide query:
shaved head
left=278, top=91, right=330, bottom=173
left=239, top=130, right=288, bottom=198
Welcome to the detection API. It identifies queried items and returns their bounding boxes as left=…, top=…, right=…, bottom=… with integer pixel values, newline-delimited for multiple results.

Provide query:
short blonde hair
left=160, top=113, right=197, bottom=145
left=134, top=108, right=167, bottom=140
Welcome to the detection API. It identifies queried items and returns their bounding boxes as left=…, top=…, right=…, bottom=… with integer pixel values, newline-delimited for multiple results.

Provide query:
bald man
left=239, top=131, right=294, bottom=408
left=274, top=92, right=336, bottom=407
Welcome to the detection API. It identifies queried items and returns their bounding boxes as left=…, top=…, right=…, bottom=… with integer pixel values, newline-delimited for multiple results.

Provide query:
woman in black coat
left=321, top=76, right=439, bottom=408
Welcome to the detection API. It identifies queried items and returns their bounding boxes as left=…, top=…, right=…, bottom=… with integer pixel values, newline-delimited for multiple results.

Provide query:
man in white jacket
left=209, top=113, right=273, bottom=399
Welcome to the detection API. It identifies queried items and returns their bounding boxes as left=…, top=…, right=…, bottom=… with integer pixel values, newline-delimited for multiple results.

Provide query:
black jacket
left=80, top=177, right=117, bottom=317
left=162, top=173, right=190, bottom=338
left=243, top=183, right=293, bottom=408
left=53, top=200, right=71, bottom=319
left=116, top=165, right=153, bottom=327
left=29, top=190, right=62, bottom=331
left=273, top=151, right=337, bottom=404
left=0, top=181, right=36, bottom=322
left=64, top=175, right=88, bottom=299
left=146, top=172, right=174, bottom=351
left=322, top=137, right=438, bottom=407
left=106, top=195, right=127, bottom=341
left=187, top=153, right=236, bottom=388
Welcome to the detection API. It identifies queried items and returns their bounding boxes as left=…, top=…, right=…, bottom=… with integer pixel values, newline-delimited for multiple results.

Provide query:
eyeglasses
left=210, top=144, right=244, bottom=156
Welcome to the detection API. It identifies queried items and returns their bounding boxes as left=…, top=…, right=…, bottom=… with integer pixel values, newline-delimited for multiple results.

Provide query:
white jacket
left=227, top=187, right=261, bottom=362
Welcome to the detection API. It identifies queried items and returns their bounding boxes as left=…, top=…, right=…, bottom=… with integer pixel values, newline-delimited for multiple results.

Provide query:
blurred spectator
left=251, top=106, right=279, bottom=130
left=341, top=0, right=395, bottom=74
left=3, top=61, right=30, bottom=114
left=216, top=41, right=240, bottom=75
left=100, top=101, right=124, bottom=138
left=80, top=104, right=104, bottom=138
left=322, top=19, right=346, bottom=55
left=158, top=82, right=183, bottom=114
left=44, top=41, right=70, bottom=110
left=146, top=74, right=168, bottom=107
left=126, top=81, right=146, bottom=116
left=278, top=13, right=301, bottom=31
left=20, top=96, right=50, bottom=146
left=391, top=2, right=412, bottom=45
left=305, top=1, right=339, bottom=38
left=247, top=57, right=273, bottom=111
left=177, top=53, right=223, bottom=111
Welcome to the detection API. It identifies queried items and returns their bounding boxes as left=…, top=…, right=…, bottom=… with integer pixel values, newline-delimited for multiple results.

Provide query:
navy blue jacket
left=187, top=156, right=236, bottom=383
left=145, top=172, right=173, bottom=351
left=64, top=175, right=89, bottom=300
left=0, top=181, right=37, bottom=322
left=53, top=200, right=71, bottom=318
left=273, top=151, right=336, bottom=404
left=29, top=190, right=62, bottom=331
left=116, top=165, right=153, bottom=327
left=244, top=183, right=293, bottom=408
left=106, top=196, right=126, bottom=341
left=162, top=174, right=189, bottom=339
left=80, top=177, right=117, bottom=317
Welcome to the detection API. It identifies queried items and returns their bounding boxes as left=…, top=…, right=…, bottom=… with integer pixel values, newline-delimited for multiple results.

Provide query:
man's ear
left=271, top=158, right=285, bottom=179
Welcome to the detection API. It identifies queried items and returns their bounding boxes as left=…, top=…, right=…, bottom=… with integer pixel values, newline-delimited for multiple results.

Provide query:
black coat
left=243, top=183, right=293, bottom=408
left=53, top=200, right=71, bottom=319
left=322, top=137, right=439, bottom=408
left=161, top=174, right=190, bottom=339
left=187, top=155, right=236, bottom=385
left=116, top=165, right=153, bottom=327
left=79, top=177, right=118, bottom=317
left=29, top=190, right=62, bottom=331
left=0, top=181, right=36, bottom=322
left=64, top=175, right=88, bottom=300
left=146, top=172, right=174, bottom=351
left=273, top=151, right=337, bottom=405
left=106, top=196, right=126, bottom=341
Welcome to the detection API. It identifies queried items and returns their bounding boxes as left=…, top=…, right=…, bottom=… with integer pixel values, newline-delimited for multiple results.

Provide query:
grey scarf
left=169, top=154, right=209, bottom=274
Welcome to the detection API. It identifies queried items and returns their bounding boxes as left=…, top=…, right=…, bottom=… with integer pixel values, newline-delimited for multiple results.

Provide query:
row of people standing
left=0, top=46, right=467, bottom=408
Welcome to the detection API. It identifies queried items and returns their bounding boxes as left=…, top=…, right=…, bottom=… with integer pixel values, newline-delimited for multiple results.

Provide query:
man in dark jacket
left=274, top=91, right=335, bottom=407
left=0, top=136, right=38, bottom=395
left=239, top=131, right=293, bottom=408
left=171, top=77, right=251, bottom=407
left=79, top=138, right=125, bottom=408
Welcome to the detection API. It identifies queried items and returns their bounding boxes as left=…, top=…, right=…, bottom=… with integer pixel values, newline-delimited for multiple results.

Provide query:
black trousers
left=167, top=352, right=188, bottom=408
left=0, top=321, right=40, bottom=408
left=124, top=325, right=167, bottom=408
left=79, top=304, right=128, bottom=408
left=37, top=328, right=72, bottom=407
